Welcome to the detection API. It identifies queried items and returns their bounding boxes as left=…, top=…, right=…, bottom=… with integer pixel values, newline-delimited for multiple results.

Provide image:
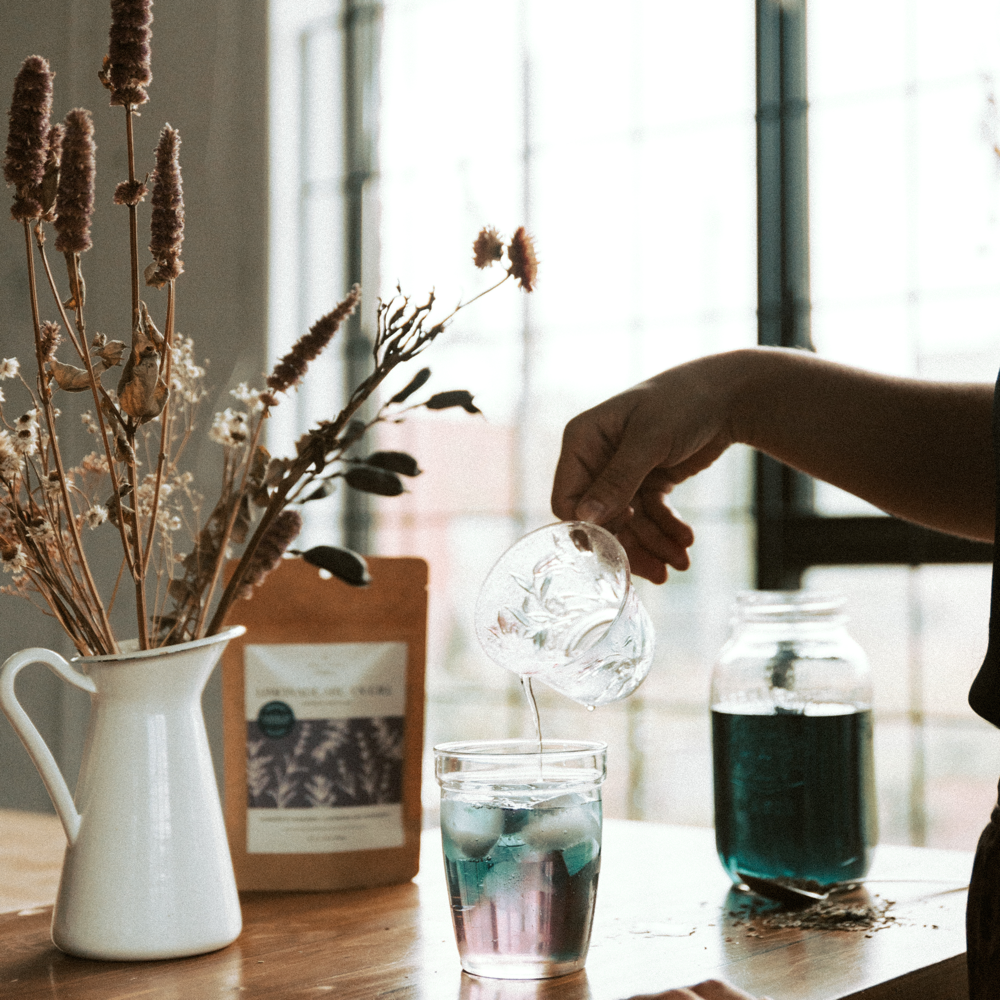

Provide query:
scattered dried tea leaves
left=727, top=889, right=899, bottom=937
left=756, top=896, right=896, bottom=932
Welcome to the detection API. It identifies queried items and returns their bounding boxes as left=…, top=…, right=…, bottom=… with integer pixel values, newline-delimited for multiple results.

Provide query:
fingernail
left=576, top=499, right=607, bottom=524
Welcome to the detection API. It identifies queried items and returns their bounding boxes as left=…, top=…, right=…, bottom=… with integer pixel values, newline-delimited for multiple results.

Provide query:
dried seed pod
left=297, top=545, right=371, bottom=587
left=93, top=339, right=126, bottom=367
left=301, top=480, right=336, bottom=503
left=363, top=451, right=422, bottom=477
left=424, top=389, right=481, bottom=415
left=389, top=366, right=431, bottom=404
left=344, top=465, right=405, bottom=497
left=118, top=322, right=166, bottom=422
left=335, top=418, right=367, bottom=451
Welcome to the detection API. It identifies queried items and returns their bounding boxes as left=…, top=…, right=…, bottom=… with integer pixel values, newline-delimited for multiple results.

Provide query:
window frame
left=753, top=0, right=994, bottom=589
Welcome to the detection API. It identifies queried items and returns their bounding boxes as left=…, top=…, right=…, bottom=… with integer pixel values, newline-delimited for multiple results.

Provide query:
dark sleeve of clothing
left=967, top=370, right=1000, bottom=997
left=968, top=368, right=1000, bottom=727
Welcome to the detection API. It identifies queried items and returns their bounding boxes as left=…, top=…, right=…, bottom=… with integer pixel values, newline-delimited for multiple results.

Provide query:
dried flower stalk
left=2, top=3, right=535, bottom=654
left=146, top=124, right=183, bottom=287
left=4, top=56, right=53, bottom=223
left=53, top=109, right=96, bottom=254
left=101, top=0, right=153, bottom=108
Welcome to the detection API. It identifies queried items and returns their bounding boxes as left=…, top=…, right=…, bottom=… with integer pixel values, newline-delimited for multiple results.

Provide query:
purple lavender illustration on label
left=244, top=643, right=407, bottom=854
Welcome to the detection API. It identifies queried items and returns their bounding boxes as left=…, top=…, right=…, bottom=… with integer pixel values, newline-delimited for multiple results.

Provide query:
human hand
left=551, top=353, right=746, bottom=582
left=625, top=978, right=772, bottom=1000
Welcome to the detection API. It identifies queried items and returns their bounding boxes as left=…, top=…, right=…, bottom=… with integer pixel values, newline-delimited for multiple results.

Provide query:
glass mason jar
left=710, top=591, right=878, bottom=887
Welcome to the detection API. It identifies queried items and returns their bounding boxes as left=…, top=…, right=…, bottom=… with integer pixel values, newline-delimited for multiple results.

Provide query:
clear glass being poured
left=475, top=521, right=655, bottom=707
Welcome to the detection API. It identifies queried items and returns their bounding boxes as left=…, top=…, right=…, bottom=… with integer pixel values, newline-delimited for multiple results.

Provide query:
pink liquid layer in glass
left=441, top=797, right=601, bottom=979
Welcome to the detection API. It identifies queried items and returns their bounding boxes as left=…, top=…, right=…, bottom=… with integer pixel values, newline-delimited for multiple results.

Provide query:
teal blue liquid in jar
left=711, top=592, right=878, bottom=887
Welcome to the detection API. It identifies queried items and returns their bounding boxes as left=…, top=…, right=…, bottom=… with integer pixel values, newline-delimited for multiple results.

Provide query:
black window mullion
left=753, top=0, right=993, bottom=587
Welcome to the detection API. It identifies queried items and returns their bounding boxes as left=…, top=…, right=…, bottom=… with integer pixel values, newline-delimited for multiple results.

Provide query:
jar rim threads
left=734, top=589, right=846, bottom=623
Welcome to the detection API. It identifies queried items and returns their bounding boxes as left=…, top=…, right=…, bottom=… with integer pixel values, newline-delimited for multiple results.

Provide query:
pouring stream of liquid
left=521, top=675, right=542, bottom=755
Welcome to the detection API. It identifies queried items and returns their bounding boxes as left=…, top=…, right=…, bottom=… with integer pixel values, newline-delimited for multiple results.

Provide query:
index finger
left=551, top=417, right=609, bottom=521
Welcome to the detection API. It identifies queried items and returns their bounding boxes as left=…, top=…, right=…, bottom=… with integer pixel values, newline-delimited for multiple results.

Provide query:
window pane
left=375, top=0, right=756, bottom=824
left=805, top=564, right=996, bottom=849
left=809, top=0, right=1000, bottom=516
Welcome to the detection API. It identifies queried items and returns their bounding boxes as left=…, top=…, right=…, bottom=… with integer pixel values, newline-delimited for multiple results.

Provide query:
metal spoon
left=736, top=873, right=832, bottom=907
left=736, top=872, right=969, bottom=908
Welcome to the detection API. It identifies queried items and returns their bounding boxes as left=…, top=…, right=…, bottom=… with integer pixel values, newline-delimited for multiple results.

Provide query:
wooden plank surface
left=0, top=813, right=973, bottom=999
left=0, top=809, right=64, bottom=914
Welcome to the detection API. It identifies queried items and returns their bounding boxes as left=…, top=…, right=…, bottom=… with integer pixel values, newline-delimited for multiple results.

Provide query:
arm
left=551, top=347, right=996, bottom=582
left=626, top=980, right=771, bottom=1000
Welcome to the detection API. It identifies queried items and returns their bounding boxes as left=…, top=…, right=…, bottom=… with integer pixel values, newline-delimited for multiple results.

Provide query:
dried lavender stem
left=23, top=562, right=91, bottom=655
left=205, top=362, right=388, bottom=637
left=15, top=511, right=103, bottom=654
left=38, top=240, right=135, bottom=588
left=142, top=279, right=176, bottom=567
left=120, top=109, right=151, bottom=644
left=430, top=273, right=510, bottom=334
left=124, top=447, right=149, bottom=648
left=189, top=394, right=272, bottom=638
left=24, top=221, right=115, bottom=652
left=191, top=454, right=252, bottom=639
left=124, top=108, right=140, bottom=333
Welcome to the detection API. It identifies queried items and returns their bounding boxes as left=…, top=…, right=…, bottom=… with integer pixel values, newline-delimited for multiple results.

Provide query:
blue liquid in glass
left=712, top=705, right=877, bottom=886
left=440, top=796, right=601, bottom=978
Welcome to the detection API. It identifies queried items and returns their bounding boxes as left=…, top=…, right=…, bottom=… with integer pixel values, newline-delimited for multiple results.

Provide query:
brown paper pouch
left=221, top=556, right=427, bottom=890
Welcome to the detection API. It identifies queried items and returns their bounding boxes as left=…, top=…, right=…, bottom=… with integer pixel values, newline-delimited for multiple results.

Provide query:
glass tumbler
left=434, top=739, right=607, bottom=979
left=474, top=521, right=654, bottom=707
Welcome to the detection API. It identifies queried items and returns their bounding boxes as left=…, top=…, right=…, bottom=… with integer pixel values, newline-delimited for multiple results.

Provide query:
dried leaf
left=297, top=545, right=371, bottom=587
left=144, top=259, right=166, bottom=288
left=364, top=450, right=422, bottom=477
left=230, top=493, right=253, bottom=545
left=140, top=302, right=164, bottom=350
left=249, top=445, right=270, bottom=483
left=264, top=456, right=289, bottom=487
left=344, top=466, right=405, bottom=497
left=425, top=389, right=480, bottom=414
left=114, top=433, right=134, bottom=463
left=49, top=358, right=100, bottom=392
left=389, top=367, right=431, bottom=404
left=93, top=339, right=126, bottom=368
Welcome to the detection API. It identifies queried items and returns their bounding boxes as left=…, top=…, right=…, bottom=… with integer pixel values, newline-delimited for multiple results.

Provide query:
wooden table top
left=0, top=810, right=974, bottom=1000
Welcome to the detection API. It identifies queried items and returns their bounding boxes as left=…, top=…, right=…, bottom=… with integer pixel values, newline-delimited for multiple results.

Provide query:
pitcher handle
left=0, top=647, right=97, bottom=845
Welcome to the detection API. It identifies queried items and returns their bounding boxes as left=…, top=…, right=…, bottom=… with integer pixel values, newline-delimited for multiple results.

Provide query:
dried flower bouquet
left=1, top=1, right=537, bottom=656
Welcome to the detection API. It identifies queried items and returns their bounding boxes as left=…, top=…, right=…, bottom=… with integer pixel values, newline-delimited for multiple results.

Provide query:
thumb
left=575, top=440, right=653, bottom=526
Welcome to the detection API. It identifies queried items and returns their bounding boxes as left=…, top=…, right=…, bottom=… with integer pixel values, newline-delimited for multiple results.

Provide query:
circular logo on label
left=257, top=700, right=295, bottom=738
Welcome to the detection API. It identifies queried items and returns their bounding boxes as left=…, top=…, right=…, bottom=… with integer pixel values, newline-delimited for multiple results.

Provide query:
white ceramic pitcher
left=0, top=625, right=245, bottom=960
